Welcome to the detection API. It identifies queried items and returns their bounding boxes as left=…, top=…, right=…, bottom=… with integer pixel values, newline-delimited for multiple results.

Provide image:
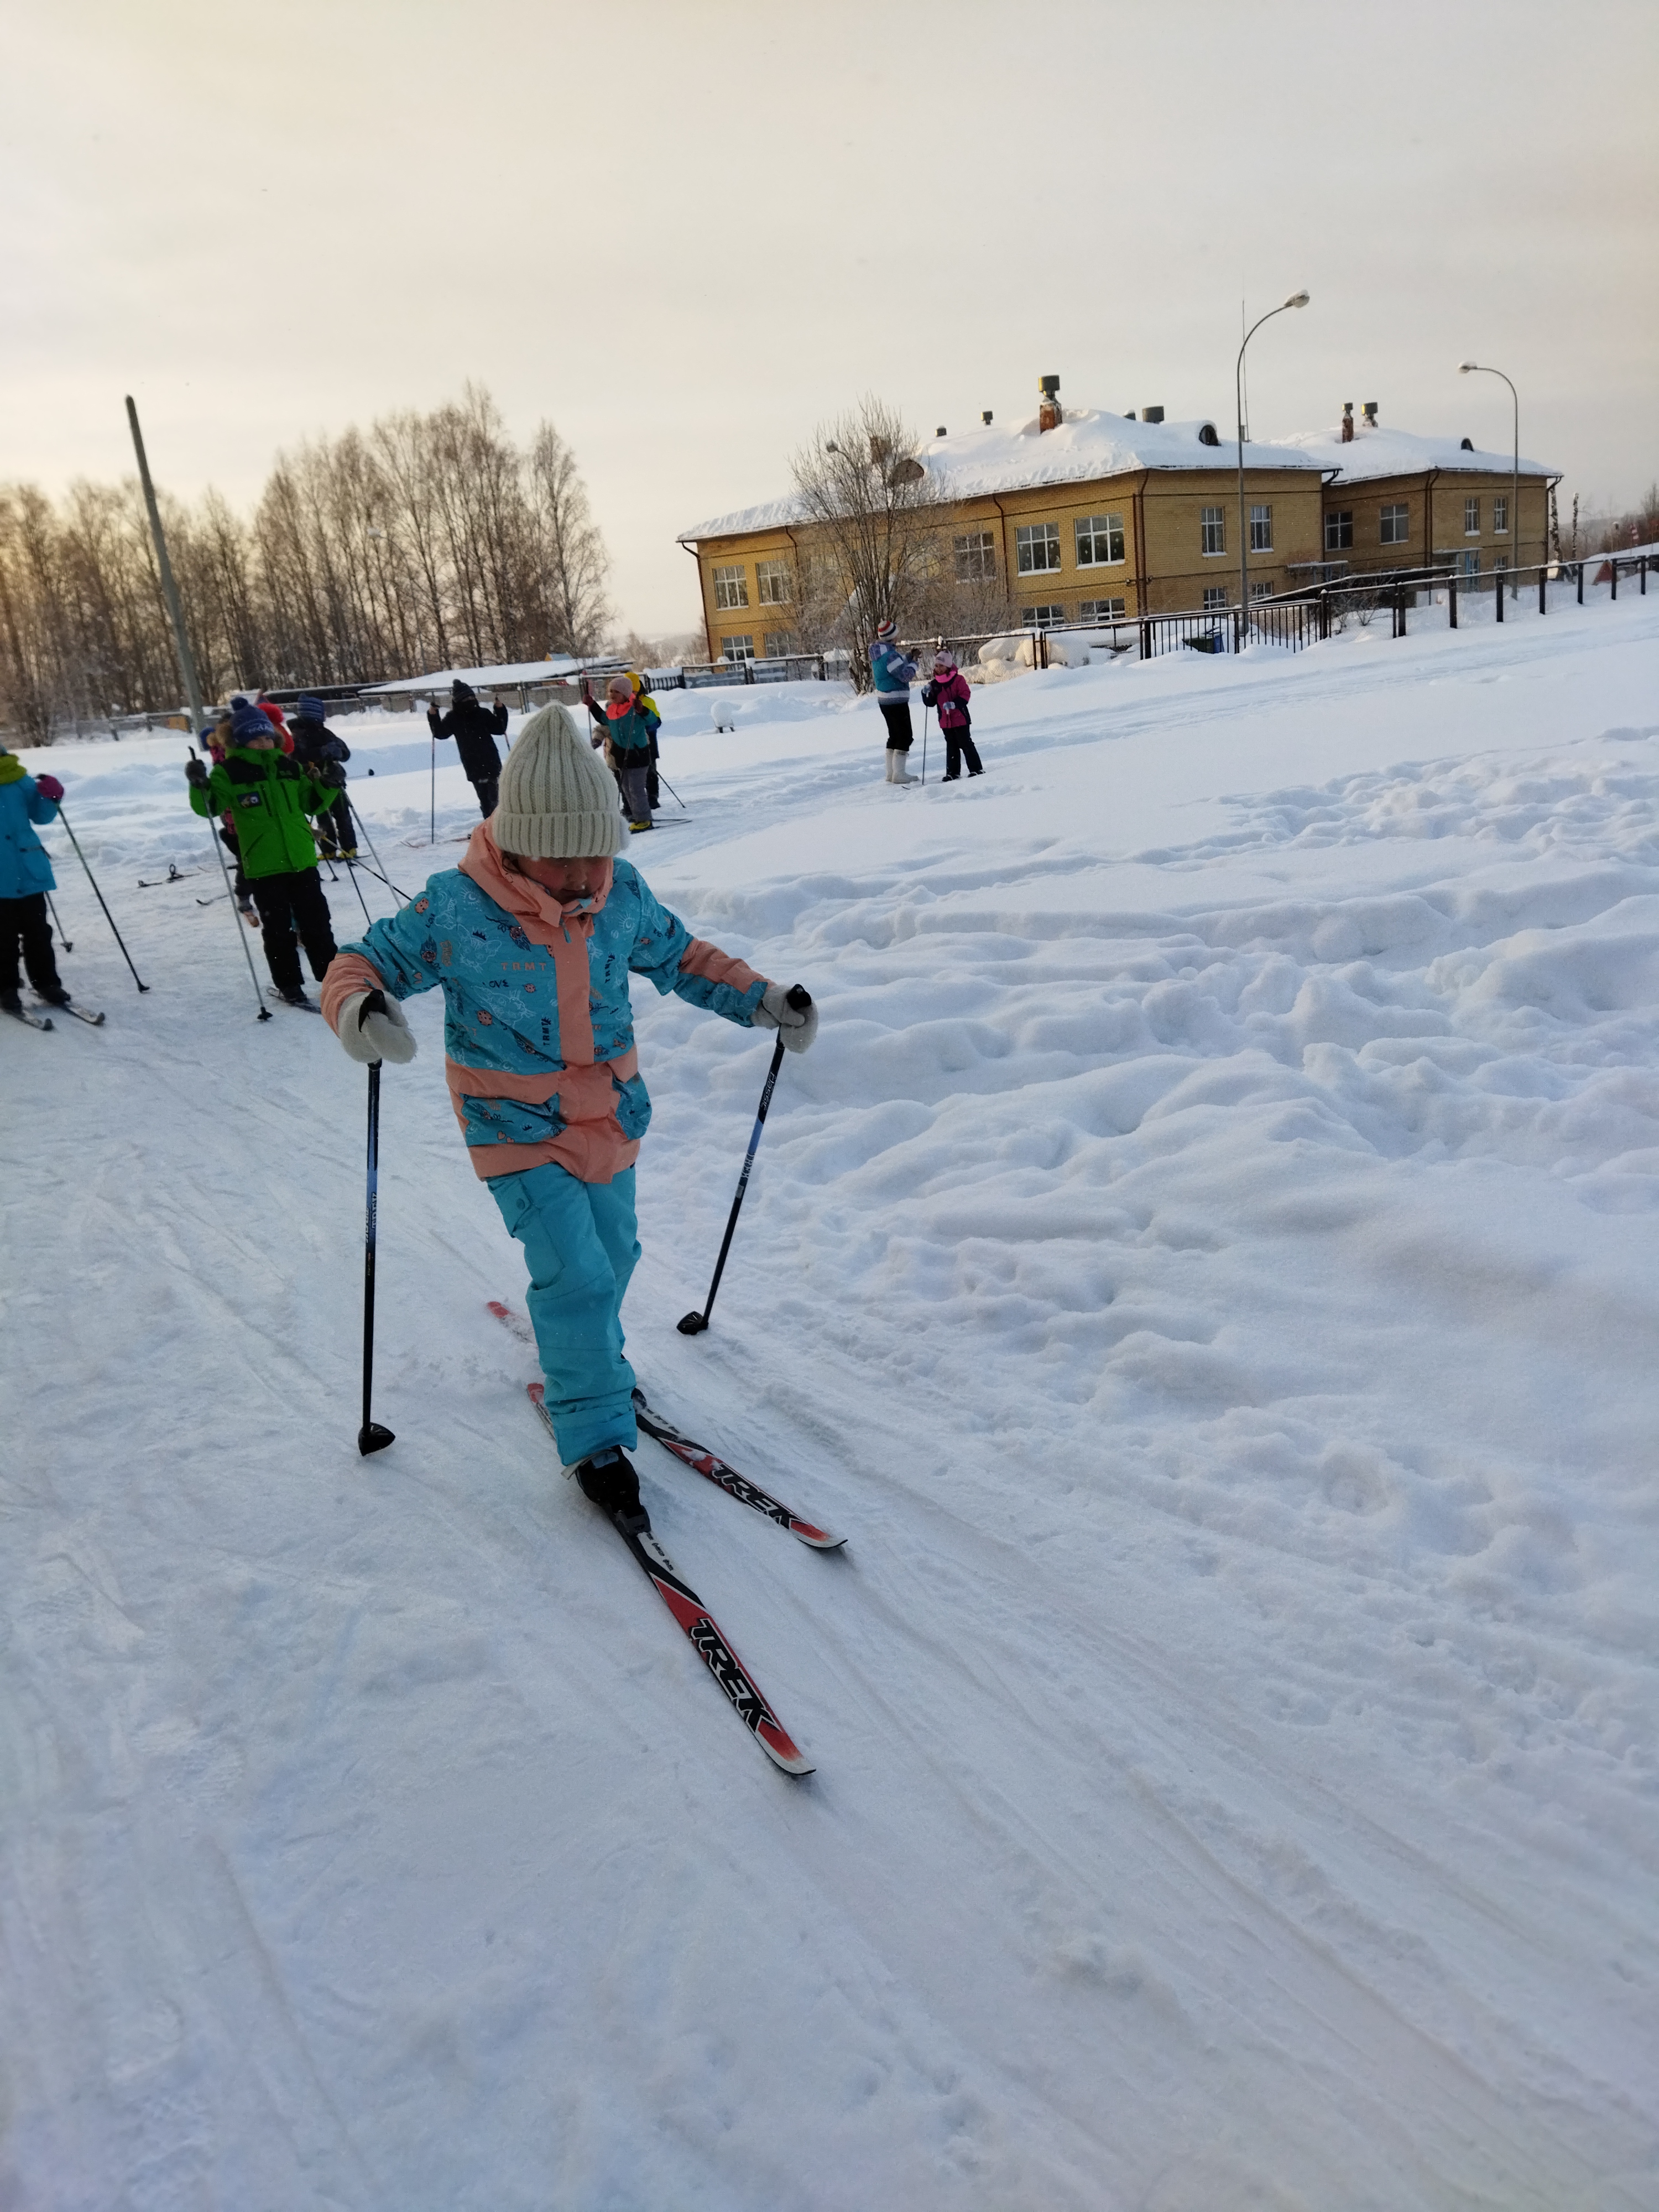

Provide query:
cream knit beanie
left=493, top=703, right=623, bottom=858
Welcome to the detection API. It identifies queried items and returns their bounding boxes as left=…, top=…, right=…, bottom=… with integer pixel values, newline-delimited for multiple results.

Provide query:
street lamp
left=1238, top=291, right=1310, bottom=638
left=1459, top=361, right=1519, bottom=598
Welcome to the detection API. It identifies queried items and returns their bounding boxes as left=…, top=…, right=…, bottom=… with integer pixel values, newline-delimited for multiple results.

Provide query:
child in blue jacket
left=321, top=705, right=818, bottom=1522
left=0, top=746, right=70, bottom=1015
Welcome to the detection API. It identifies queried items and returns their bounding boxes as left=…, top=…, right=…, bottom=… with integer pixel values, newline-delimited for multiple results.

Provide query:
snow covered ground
left=4, top=593, right=1659, bottom=2210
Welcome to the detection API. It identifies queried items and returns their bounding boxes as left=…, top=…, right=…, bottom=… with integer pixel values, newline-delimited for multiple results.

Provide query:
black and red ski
left=486, top=1301, right=844, bottom=1550
left=630, top=1389, right=846, bottom=1552
left=523, top=1381, right=812, bottom=1777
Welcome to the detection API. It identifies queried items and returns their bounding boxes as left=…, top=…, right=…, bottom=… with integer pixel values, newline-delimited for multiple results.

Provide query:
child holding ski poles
left=0, top=744, right=72, bottom=1018
left=920, top=653, right=983, bottom=780
left=186, top=697, right=341, bottom=1005
left=319, top=703, right=818, bottom=1519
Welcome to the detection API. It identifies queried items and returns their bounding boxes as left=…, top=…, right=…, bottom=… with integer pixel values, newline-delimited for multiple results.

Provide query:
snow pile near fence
left=4, top=599, right=1659, bottom=2209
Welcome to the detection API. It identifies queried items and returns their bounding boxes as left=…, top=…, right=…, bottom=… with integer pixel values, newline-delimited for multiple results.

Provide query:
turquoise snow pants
left=488, top=1160, right=640, bottom=1465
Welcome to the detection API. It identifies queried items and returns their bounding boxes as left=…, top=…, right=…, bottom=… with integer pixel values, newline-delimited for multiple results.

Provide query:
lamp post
left=1237, top=291, right=1310, bottom=640
left=1459, top=361, right=1519, bottom=598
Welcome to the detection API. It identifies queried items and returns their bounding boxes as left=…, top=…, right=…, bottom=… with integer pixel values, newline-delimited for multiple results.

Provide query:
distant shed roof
left=680, top=406, right=1327, bottom=540
left=365, top=656, right=593, bottom=697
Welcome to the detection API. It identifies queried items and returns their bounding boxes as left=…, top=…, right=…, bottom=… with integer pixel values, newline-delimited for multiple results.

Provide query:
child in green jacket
left=187, top=698, right=341, bottom=1005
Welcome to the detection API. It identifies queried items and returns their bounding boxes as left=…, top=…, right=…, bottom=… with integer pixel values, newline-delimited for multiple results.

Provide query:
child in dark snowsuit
left=920, top=654, right=983, bottom=780
left=289, top=696, right=355, bottom=858
left=0, top=746, right=71, bottom=1014
left=428, top=681, right=509, bottom=817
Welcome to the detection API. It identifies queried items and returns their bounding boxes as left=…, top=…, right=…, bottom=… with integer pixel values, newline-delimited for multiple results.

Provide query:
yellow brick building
left=679, top=391, right=1558, bottom=661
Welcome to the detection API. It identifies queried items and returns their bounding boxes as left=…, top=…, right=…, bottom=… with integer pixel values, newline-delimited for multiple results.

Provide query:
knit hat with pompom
left=493, top=702, right=623, bottom=859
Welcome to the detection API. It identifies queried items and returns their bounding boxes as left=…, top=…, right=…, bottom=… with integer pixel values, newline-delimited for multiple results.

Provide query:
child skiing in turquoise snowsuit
left=321, top=703, right=817, bottom=1517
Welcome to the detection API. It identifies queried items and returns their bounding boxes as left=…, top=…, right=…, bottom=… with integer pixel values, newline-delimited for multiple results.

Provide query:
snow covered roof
left=1270, top=423, right=1556, bottom=483
left=364, top=655, right=601, bottom=696
left=680, top=407, right=1326, bottom=541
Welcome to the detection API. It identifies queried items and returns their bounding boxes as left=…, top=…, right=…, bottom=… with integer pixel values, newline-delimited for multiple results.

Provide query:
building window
left=954, top=530, right=997, bottom=582
left=1203, top=586, right=1231, bottom=611
left=1019, top=604, right=1067, bottom=629
left=722, top=634, right=754, bottom=662
left=1200, top=506, right=1226, bottom=555
left=1015, top=523, right=1061, bottom=573
left=1251, top=580, right=1274, bottom=601
left=762, top=630, right=799, bottom=659
left=1079, top=597, right=1126, bottom=622
left=1380, top=504, right=1410, bottom=546
left=713, top=565, right=749, bottom=610
left=1493, top=495, right=1509, bottom=535
left=1325, top=509, right=1353, bottom=551
left=1074, top=514, right=1125, bottom=567
left=754, top=559, right=791, bottom=606
left=1464, top=497, right=1480, bottom=535
left=1250, top=504, right=1272, bottom=552
left=1460, top=551, right=1479, bottom=581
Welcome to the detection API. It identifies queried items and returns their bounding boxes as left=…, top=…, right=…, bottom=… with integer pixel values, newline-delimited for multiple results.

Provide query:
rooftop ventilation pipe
left=935, top=426, right=947, bottom=437
left=1141, top=405, right=1165, bottom=425
left=1363, top=401, right=1378, bottom=426
left=982, top=410, right=993, bottom=425
left=1342, top=401, right=1354, bottom=444
left=1039, top=374, right=1061, bottom=432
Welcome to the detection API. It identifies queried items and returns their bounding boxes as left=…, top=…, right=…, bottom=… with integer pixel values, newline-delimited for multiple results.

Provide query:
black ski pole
left=53, top=801, right=149, bottom=993
left=45, top=890, right=71, bottom=952
left=344, top=794, right=406, bottom=902
left=193, top=748, right=272, bottom=1021
left=358, top=1054, right=395, bottom=1454
left=655, top=769, right=690, bottom=814
left=678, top=986, right=811, bottom=1336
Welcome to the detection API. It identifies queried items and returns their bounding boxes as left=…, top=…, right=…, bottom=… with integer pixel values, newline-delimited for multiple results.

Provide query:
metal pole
left=1458, top=364, right=1520, bottom=600
left=1236, top=293, right=1310, bottom=643
left=128, top=396, right=269, bottom=1016
left=45, top=889, right=71, bottom=952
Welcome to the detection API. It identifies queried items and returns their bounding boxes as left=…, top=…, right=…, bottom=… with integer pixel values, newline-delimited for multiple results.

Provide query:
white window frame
left=1380, top=503, right=1410, bottom=546
left=1493, top=495, right=1509, bottom=536
left=721, top=634, right=754, bottom=662
left=1464, top=497, right=1480, bottom=536
left=1019, top=603, right=1067, bottom=629
left=1250, top=580, right=1274, bottom=601
left=1202, top=584, right=1229, bottom=611
left=712, top=564, right=749, bottom=611
left=1249, top=504, right=1272, bottom=552
left=762, top=629, right=799, bottom=660
left=953, top=530, right=997, bottom=583
left=1015, top=522, right=1062, bottom=575
left=1325, top=509, right=1353, bottom=552
left=1200, top=506, right=1225, bottom=556
left=1078, top=596, right=1125, bottom=623
left=754, top=559, right=791, bottom=606
left=1074, top=514, right=1125, bottom=567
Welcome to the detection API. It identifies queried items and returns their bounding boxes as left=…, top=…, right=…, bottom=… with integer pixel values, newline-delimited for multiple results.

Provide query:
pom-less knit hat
left=494, top=702, right=623, bottom=859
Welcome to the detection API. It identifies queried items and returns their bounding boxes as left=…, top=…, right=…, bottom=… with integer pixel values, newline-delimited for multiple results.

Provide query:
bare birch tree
left=790, top=397, right=940, bottom=688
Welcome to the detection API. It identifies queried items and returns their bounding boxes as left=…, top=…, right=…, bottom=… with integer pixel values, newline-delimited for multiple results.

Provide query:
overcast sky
left=5, top=0, right=1655, bottom=638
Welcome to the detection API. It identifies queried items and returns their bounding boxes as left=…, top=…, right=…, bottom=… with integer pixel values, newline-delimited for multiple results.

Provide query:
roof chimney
left=1362, top=401, right=1378, bottom=426
left=935, top=426, right=947, bottom=437
left=1038, top=374, right=1061, bottom=432
left=1141, top=405, right=1165, bottom=425
left=982, top=410, right=993, bottom=426
left=1341, top=400, right=1354, bottom=444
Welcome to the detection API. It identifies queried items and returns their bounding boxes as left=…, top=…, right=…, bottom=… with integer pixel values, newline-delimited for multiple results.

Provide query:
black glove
left=185, top=757, right=208, bottom=787
left=320, top=761, right=347, bottom=789
left=273, top=753, right=305, bottom=781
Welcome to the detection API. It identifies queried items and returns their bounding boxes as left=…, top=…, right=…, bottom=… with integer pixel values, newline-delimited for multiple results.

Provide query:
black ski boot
left=572, top=1447, right=648, bottom=1530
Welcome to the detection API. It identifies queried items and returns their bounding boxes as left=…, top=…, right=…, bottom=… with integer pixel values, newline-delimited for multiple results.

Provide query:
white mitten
left=337, top=988, right=417, bottom=1066
left=754, top=982, right=818, bottom=1053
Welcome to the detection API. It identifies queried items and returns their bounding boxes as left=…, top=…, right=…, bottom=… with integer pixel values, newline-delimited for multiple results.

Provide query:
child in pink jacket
left=920, top=654, right=983, bottom=780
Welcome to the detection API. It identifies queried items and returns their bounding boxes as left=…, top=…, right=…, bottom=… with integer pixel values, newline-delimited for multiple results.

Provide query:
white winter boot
left=887, top=748, right=916, bottom=786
